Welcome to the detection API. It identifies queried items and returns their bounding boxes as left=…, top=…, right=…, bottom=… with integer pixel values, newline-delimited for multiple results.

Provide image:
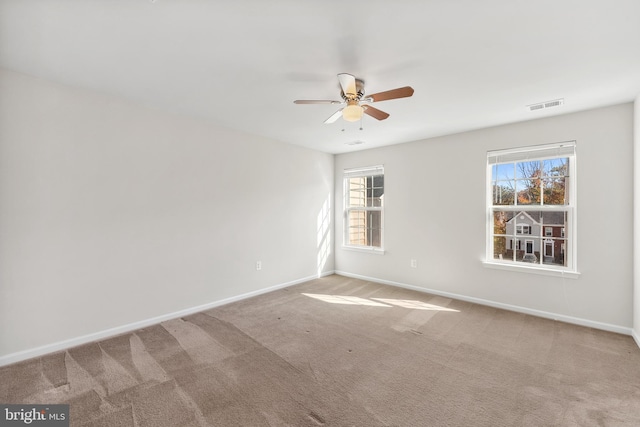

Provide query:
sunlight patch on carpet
left=302, top=293, right=459, bottom=312
left=371, top=298, right=460, bottom=312
left=302, top=293, right=392, bottom=307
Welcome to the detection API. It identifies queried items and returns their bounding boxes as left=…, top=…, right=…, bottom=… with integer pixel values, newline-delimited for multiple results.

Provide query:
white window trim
left=342, top=245, right=386, bottom=255
left=485, top=141, right=579, bottom=277
left=483, top=261, right=580, bottom=278
left=343, top=165, right=385, bottom=253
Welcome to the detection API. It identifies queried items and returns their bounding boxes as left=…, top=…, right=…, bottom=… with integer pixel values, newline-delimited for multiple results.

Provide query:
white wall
left=634, top=94, right=640, bottom=345
left=335, top=103, right=634, bottom=331
left=0, top=69, right=334, bottom=362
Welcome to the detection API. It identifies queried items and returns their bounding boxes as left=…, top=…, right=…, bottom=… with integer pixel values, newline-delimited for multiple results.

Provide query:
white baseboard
left=319, top=269, right=336, bottom=278
left=335, top=271, right=634, bottom=337
left=0, top=274, right=319, bottom=368
left=3, top=270, right=633, bottom=367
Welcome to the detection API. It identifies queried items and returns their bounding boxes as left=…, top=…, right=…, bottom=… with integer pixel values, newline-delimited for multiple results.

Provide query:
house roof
left=507, top=211, right=566, bottom=225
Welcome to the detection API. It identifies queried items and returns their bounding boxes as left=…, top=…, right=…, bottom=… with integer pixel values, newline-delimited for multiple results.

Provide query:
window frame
left=343, top=165, right=385, bottom=253
left=484, top=141, right=579, bottom=278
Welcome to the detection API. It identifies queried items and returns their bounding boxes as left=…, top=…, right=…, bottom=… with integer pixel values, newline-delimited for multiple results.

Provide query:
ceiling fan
left=294, top=73, right=414, bottom=124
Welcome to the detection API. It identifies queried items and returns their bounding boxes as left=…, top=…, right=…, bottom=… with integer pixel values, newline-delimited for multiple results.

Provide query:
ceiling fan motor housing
left=341, top=79, right=365, bottom=101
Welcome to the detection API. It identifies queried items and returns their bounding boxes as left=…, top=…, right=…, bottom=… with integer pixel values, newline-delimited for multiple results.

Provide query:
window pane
left=493, top=210, right=514, bottom=235
left=543, top=177, right=566, bottom=205
left=348, top=229, right=366, bottom=246
left=347, top=177, right=366, bottom=207
left=493, top=181, right=514, bottom=205
left=510, top=211, right=539, bottom=236
left=347, top=209, right=382, bottom=248
left=542, top=238, right=567, bottom=267
left=368, top=211, right=382, bottom=247
left=348, top=210, right=365, bottom=245
left=514, top=238, right=539, bottom=263
left=540, top=211, right=567, bottom=229
left=516, top=161, right=540, bottom=179
left=543, top=158, right=568, bottom=177
left=516, top=179, right=541, bottom=205
left=493, top=236, right=509, bottom=260
left=367, top=175, right=384, bottom=207
left=495, top=210, right=567, bottom=264
left=493, top=164, right=514, bottom=180
left=372, top=175, right=384, bottom=188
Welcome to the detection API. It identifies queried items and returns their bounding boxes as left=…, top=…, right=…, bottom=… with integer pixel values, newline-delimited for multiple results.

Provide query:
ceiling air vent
left=345, top=140, right=365, bottom=146
left=527, top=98, right=564, bottom=112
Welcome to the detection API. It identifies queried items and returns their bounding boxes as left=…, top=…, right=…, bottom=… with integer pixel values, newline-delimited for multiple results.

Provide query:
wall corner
left=634, top=93, right=640, bottom=349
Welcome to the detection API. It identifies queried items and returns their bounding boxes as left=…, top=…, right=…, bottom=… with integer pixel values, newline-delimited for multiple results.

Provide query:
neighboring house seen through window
left=486, top=142, right=577, bottom=275
left=344, top=165, right=384, bottom=251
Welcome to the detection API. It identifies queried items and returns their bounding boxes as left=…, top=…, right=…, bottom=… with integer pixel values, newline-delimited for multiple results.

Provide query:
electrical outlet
left=410, top=259, right=417, bottom=268
left=256, top=261, right=262, bottom=270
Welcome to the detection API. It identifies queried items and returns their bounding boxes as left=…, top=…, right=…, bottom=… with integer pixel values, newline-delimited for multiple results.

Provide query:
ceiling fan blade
left=363, top=105, right=390, bottom=121
left=324, top=109, right=344, bottom=124
left=294, top=100, right=342, bottom=105
left=367, top=86, right=414, bottom=102
left=337, top=73, right=357, bottom=97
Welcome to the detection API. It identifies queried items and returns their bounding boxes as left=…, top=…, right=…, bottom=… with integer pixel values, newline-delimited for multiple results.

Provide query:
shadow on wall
left=317, top=194, right=331, bottom=276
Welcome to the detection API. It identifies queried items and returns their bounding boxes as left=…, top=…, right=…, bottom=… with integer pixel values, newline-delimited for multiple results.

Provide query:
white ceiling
left=1, top=0, right=639, bottom=154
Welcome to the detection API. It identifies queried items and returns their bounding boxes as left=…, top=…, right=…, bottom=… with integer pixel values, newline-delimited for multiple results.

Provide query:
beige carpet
left=2, top=274, right=640, bottom=426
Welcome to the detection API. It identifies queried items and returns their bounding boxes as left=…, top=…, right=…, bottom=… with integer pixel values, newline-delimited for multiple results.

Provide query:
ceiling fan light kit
left=342, top=102, right=364, bottom=122
left=294, top=73, right=414, bottom=124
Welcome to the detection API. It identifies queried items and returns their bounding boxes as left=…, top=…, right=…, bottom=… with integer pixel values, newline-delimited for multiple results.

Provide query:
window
left=344, top=165, right=384, bottom=251
left=486, top=141, right=577, bottom=275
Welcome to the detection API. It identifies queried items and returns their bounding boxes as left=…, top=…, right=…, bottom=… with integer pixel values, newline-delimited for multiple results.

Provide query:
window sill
left=342, top=245, right=385, bottom=255
left=483, top=261, right=580, bottom=279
